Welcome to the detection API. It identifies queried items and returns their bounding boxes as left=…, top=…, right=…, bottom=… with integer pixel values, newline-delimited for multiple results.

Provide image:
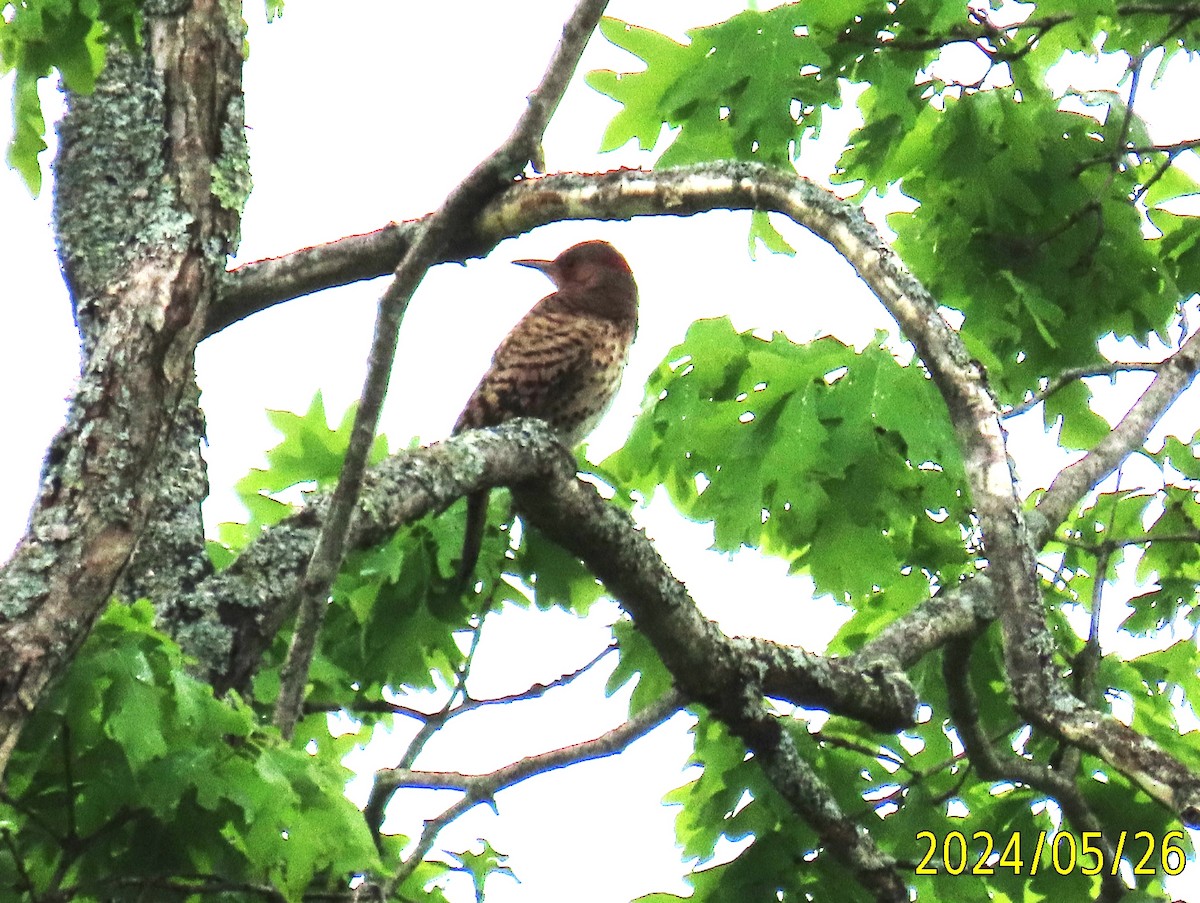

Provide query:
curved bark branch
left=512, top=452, right=911, bottom=899
left=201, top=419, right=917, bottom=735
left=207, top=162, right=1200, bottom=828
left=209, top=420, right=573, bottom=694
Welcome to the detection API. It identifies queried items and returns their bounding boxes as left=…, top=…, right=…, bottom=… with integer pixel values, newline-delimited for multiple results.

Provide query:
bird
left=451, top=239, right=639, bottom=587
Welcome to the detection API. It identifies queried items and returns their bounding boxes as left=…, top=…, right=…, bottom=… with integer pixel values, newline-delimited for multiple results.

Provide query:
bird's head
left=513, top=240, right=638, bottom=323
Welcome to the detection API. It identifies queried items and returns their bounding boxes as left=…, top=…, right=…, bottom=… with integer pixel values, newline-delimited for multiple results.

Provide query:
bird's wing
left=451, top=299, right=593, bottom=586
left=453, top=299, right=594, bottom=434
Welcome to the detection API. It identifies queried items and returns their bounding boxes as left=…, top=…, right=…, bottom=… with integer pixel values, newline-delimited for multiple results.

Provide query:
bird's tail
left=456, top=490, right=489, bottom=591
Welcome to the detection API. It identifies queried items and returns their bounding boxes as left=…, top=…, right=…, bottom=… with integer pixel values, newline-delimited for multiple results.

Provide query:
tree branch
left=202, top=419, right=917, bottom=730
left=211, top=223, right=413, bottom=334
left=303, top=643, right=617, bottom=719
left=942, top=639, right=1127, bottom=903
left=511, top=457, right=910, bottom=899
left=382, top=691, right=679, bottom=893
left=1002, top=361, right=1160, bottom=419
left=272, top=0, right=612, bottom=738
left=1033, top=328, right=1200, bottom=545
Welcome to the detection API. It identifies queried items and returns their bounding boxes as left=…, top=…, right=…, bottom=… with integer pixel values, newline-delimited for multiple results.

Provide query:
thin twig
left=399, top=616, right=486, bottom=770
left=381, top=691, right=680, bottom=896
left=363, top=636, right=618, bottom=841
left=1003, top=362, right=1160, bottom=418
left=1055, top=530, right=1200, bottom=550
left=1128, top=137, right=1200, bottom=155
left=304, top=642, right=618, bottom=719
left=1115, top=54, right=1144, bottom=165
left=1080, top=545, right=1111, bottom=695
left=1058, top=478, right=1116, bottom=774
left=0, top=826, right=40, bottom=902
left=272, top=0, right=612, bottom=738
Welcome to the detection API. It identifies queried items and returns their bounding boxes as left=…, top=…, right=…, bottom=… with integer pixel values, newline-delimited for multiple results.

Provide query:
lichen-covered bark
left=0, top=0, right=245, bottom=779
left=117, top=383, right=214, bottom=628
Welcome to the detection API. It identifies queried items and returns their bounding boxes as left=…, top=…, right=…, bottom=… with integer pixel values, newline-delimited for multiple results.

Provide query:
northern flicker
left=452, top=240, right=639, bottom=585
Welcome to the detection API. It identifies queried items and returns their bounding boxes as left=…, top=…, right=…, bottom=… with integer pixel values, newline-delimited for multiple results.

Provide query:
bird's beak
left=512, top=258, right=556, bottom=283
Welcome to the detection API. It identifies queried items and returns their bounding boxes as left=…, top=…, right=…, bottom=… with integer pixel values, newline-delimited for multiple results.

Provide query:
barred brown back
left=452, top=240, right=639, bottom=584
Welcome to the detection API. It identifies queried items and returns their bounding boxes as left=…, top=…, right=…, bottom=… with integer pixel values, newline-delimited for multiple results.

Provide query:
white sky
left=2, top=2, right=1199, bottom=900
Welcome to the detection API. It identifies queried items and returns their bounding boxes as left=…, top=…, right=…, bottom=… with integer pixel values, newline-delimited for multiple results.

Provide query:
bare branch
left=1002, top=361, right=1160, bottom=418
left=398, top=618, right=486, bottom=768
left=212, top=223, right=414, bottom=334
left=387, top=691, right=680, bottom=795
left=272, top=0, right=612, bottom=738
left=450, top=642, right=617, bottom=712
left=303, top=643, right=618, bottom=719
left=382, top=691, right=680, bottom=892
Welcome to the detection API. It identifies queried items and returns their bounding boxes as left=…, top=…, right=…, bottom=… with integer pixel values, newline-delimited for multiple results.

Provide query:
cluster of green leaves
left=590, top=2, right=1200, bottom=417
left=212, top=393, right=612, bottom=726
left=210, top=392, right=477, bottom=727
left=3, top=392, right=563, bottom=902
left=591, top=3, right=1200, bottom=898
left=877, top=86, right=1186, bottom=422
left=0, top=0, right=290, bottom=194
left=1, top=600, right=382, bottom=902
left=607, top=316, right=972, bottom=615
left=1136, top=437, right=1200, bottom=632
left=0, top=0, right=140, bottom=193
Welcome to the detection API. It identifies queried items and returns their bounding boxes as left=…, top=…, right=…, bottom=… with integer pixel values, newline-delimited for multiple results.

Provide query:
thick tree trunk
left=0, top=0, right=246, bottom=779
